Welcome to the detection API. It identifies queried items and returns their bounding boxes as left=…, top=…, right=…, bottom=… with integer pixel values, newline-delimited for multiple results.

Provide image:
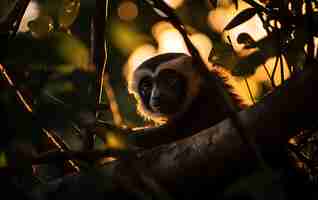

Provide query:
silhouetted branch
left=89, top=0, right=124, bottom=149
left=0, top=0, right=30, bottom=35
left=31, top=62, right=318, bottom=200
left=0, top=64, right=79, bottom=173
left=33, top=148, right=137, bottom=164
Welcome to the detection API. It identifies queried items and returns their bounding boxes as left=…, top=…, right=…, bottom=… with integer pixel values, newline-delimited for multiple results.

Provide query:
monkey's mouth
left=150, top=99, right=179, bottom=114
left=150, top=101, right=162, bottom=112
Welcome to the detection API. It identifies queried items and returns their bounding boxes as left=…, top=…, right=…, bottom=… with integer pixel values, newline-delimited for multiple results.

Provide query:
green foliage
left=5, top=31, right=89, bottom=67
left=0, top=151, right=8, bottom=168
left=40, top=0, right=80, bottom=29
left=110, top=22, right=151, bottom=55
left=28, top=15, right=53, bottom=37
left=2, top=0, right=318, bottom=198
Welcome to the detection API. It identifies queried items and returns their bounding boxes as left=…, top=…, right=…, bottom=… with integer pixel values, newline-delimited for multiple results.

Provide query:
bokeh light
left=18, top=1, right=39, bottom=32
left=151, top=21, right=212, bottom=63
left=208, top=1, right=267, bottom=54
left=163, top=0, right=184, bottom=9
left=156, top=27, right=188, bottom=54
left=117, top=1, right=138, bottom=21
left=123, top=0, right=295, bottom=106
left=207, top=0, right=291, bottom=103
left=124, top=44, right=157, bottom=84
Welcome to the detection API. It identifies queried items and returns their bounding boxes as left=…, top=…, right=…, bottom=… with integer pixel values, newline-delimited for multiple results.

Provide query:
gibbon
left=126, top=53, right=245, bottom=147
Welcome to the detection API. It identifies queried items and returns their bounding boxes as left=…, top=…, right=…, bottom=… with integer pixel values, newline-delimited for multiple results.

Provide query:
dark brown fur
left=127, top=53, right=245, bottom=146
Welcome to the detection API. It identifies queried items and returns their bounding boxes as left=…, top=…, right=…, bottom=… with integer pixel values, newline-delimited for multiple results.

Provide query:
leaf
left=28, top=15, right=54, bottom=38
left=5, top=32, right=89, bottom=68
left=50, top=32, right=89, bottom=67
left=35, top=70, right=96, bottom=129
left=42, top=0, right=64, bottom=26
left=55, top=64, right=78, bottom=74
left=232, top=51, right=269, bottom=77
left=153, top=7, right=169, bottom=18
left=209, top=40, right=240, bottom=71
left=144, top=0, right=180, bottom=22
left=237, top=33, right=255, bottom=46
left=58, top=0, right=81, bottom=28
left=0, top=152, right=8, bottom=168
left=284, top=38, right=306, bottom=71
left=244, top=33, right=277, bottom=56
left=224, top=8, right=257, bottom=30
left=44, top=80, right=74, bottom=95
left=111, top=22, right=151, bottom=55
left=242, top=0, right=267, bottom=13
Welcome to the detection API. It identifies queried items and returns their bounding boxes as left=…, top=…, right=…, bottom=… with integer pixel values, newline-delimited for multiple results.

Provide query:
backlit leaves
left=5, top=32, right=89, bottom=68
left=232, top=51, right=268, bottom=77
left=224, top=8, right=257, bottom=31
left=237, top=33, right=255, bottom=46
left=0, top=151, right=8, bottom=168
left=58, top=0, right=80, bottom=28
left=28, top=15, right=53, bottom=38
left=41, top=0, right=80, bottom=29
left=209, top=40, right=240, bottom=71
left=51, top=32, right=89, bottom=68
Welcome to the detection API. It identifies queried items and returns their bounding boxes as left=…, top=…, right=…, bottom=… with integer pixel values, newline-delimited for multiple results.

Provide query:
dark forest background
left=1, top=0, right=318, bottom=199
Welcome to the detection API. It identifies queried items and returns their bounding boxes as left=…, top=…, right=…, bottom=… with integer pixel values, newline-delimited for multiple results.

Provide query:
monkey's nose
left=150, top=97, right=161, bottom=111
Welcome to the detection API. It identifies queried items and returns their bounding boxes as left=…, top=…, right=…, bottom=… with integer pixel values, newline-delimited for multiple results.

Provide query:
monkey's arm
left=127, top=123, right=181, bottom=148
left=31, top=64, right=318, bottom=200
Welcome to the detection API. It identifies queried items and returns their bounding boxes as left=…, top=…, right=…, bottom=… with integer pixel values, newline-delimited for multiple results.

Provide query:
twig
left=102, top=74, right=124, bottom=126
left=262, top=63, right=275, bottom=88
left=0, top=64, right=79, bottom=172
left=88, top=2, right=104, bottom=149
left=31, top=63, right=318, bottom=199
left=270, top=56, right=279, bottom=86
left=305, top=0, right=315, bottom=61
left=90, top=0, right=124, bottom=150
left=288, top=144, right=316, bottom=168
left=34, top=148, right=136, bottom=164
left=279, top=55, right=285, bottom=84
left=0, top=0, right=31, bottom=36
left=244, top=78, right=255, bottom=105
left=96, top=119, right=130, bottom=134
left=91, top=0, right=107, bottom=113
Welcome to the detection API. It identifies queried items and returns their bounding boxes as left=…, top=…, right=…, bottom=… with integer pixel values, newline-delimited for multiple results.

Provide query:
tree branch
left=31, top=64, right=318, bottom=199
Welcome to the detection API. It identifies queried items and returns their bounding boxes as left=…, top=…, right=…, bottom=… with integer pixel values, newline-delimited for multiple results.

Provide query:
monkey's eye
left=158, top=69, right=185, bottom=89
left=139, top=77, right=153, bottom=95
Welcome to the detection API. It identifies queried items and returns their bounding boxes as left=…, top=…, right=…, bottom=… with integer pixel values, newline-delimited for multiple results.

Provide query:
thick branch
left=32, top=65, right=318, bottom=199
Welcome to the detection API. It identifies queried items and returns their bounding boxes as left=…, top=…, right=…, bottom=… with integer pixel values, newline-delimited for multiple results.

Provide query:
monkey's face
left=128, top=53, right=202, bottom=124
left=138, top=69, right=187, bottom=115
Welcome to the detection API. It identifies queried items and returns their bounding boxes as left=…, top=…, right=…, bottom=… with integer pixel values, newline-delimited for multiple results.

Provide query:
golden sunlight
left=18, top=1, right=39, bottom=32
left=125, top=0, right=298, bottom=106
left=163, top=0, right=184, bottom=9
left=125, top=18, right=267, bottom=105
left=105, top=133, right=126, bottom=149
left=125, top=20, right=260, bottom=105
left=208, top=1, right=267, bottom=54
left=124, top=44, right=157, bottom=83
left=151, top=21, right=213, bottom=63
left=207, top=0, right=290, bottom=93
